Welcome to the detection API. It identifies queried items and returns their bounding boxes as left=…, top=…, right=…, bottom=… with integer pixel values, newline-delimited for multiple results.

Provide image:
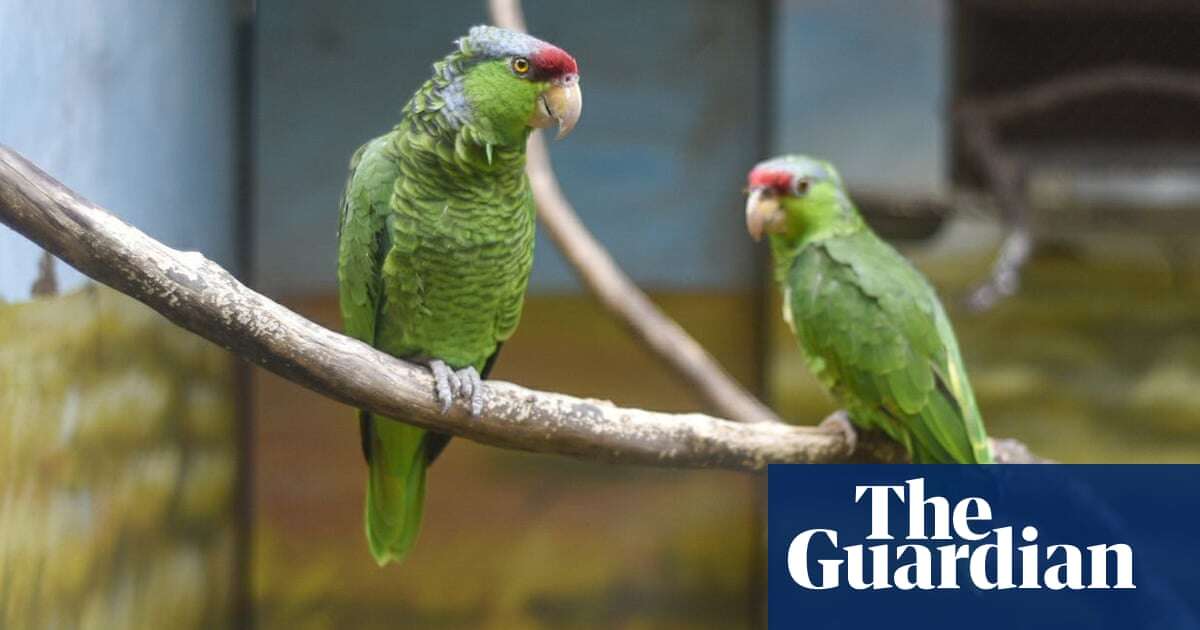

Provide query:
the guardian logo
left=787, top=478, right=1136, bottom=591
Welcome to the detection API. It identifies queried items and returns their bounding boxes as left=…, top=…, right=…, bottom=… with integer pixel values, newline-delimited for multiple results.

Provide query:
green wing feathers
left=337, top=137, right=394, bottom=346
left=338, top=136, right=434, bottom=564
left=930, top=301, right=993, bottom=464
left=787, top=231, right=993, bottom=464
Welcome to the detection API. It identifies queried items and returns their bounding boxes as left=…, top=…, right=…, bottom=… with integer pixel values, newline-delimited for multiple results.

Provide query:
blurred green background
left=3, top=1, right=1199, bottom=628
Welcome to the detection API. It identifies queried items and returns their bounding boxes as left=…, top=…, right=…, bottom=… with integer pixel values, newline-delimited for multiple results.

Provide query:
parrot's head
left=441, top=26, right=582, bottom=147
left=743, top=155, right=850, bottom=243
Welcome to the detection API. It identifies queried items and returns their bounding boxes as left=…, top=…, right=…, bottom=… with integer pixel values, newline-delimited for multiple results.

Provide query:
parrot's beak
left=531, top=76, right=582, bottom=140
left=745, top=187, right=785, bottom=242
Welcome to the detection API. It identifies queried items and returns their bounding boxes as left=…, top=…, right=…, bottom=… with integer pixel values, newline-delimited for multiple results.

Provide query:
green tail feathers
left=362, top=414, right=430, bottom=566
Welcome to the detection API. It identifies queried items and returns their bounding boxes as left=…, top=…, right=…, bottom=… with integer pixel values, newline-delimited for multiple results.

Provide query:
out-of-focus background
left=2, top=0, right=1199, bottom=628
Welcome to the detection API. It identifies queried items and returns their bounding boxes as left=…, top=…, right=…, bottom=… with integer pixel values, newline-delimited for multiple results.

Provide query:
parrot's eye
left=793, top=178, right=811, bottom=196
left=511, top=57, right=531, bottom=76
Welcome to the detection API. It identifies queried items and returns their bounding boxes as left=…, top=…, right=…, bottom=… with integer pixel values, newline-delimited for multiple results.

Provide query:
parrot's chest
left=404, top=226, right=529, bottom=302
left=378, top=205, right=534, bottom=364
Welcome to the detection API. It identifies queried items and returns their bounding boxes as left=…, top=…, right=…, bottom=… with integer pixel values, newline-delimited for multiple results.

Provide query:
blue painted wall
left=0, top=2, right=237, bottom=301
left=1, top=1, right=945, bottom=299
left=253, top=0, right=769, bottom=295
left=774, top=0, right=945, bottom=195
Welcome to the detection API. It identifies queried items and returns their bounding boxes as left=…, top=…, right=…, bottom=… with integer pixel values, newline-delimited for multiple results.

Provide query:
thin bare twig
left=955, top=64, right=1200, bottom=311
left=488, top=0, right=784, bottom=426
left=0, top=146, right=1049, bottom=468
left=958, top=63, right=1200, bottom=122
left=29, top=249, right=58, bottom=297
left=956, top=111, right=1032, bottom=312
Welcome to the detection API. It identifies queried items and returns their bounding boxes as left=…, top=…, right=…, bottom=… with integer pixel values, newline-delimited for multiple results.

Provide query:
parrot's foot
left=819, top=410, right=857, bottom=456
left=428, top=360, right=484, bottom=416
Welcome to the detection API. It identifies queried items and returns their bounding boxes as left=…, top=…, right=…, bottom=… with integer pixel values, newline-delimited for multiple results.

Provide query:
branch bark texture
left=0, top=146, right=1048, bottom=468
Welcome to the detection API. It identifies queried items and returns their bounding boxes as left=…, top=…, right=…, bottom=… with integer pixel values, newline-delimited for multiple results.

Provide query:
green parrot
left=744, top=155, right=993, bottom=464
left=337, top=26, right=582, bottom=565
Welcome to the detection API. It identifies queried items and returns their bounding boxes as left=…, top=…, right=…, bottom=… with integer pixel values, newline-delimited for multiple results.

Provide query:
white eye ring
left=793, top=178, right=811, bottom=196
left=511, top=57, right=531, bottom=75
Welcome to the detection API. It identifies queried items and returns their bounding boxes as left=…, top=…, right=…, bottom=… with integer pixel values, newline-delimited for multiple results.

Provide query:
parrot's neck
left=389, top=86, right=529, bottom=207
left=399, top=89, right=531, bottom=176
left=403, top=53, right=533, bottom=155
left=393, top=122, right=528, bottom=186
left=769, top=199, right=864, bottom=283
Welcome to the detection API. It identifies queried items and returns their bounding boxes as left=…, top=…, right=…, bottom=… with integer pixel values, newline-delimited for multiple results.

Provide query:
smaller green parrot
left=744, top=155, right=993, bottom=464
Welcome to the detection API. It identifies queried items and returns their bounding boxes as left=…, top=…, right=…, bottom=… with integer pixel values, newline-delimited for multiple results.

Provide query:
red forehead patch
left=748, top=169, right=793, bottom=191
left=532, top=45, right=578, bottom=78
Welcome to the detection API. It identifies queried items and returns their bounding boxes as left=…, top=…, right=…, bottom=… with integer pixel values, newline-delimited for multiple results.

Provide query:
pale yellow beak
left=745, top=187, right=785, bottom=241
left=530, top=78, right=583, bottom=140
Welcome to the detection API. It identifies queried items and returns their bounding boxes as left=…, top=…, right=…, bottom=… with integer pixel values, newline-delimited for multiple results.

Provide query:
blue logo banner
left=768, top=465, right=1200, bottom=629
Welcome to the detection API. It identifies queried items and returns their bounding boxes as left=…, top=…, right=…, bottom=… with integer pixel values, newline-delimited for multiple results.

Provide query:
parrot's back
left=784, top=229, right=993, bottom=464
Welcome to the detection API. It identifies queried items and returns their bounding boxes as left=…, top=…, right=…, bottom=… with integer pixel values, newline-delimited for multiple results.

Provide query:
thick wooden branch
left=0, top=149, right=1047, bottom=468
left=0, top=145, right=840, bottom=470
left=487, top=0, right=784, bottom=426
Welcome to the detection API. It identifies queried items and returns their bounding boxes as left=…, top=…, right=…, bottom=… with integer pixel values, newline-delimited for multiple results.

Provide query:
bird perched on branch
left=337, top=26, right=582, bottom=565
left=744, top=155, right=992, bottom=464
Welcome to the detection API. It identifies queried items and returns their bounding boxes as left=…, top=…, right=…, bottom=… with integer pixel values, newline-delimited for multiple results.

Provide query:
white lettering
left=894, top=545, right=934, bottom=590
left=783, top=478, right=1137, bottom=592
left=969, top=526, right=1015, bottom=589
left=906, top=478, right=951, bottom=540
left=856, top=484, right=905, bottom=540
left=846, top=544, right=893, bottom=590
left=1018, top=526, right=1040, bottom=589
left=787, top=529, right=841, bottom=589
left=1044, top=545, right=1084, bottom=590
left=1087, top=544, right=1135, bottom=589
left=952, top=497, right=991, bottom=541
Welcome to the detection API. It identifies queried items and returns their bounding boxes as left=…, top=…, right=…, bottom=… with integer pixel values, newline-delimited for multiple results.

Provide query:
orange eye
left=511, top=57, right=530, bottom=75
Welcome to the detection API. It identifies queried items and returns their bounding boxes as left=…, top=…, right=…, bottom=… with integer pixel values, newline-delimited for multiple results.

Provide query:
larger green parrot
left=744, top=155, right=993, bottom=464
left=337, top=26, right=582, bottom=565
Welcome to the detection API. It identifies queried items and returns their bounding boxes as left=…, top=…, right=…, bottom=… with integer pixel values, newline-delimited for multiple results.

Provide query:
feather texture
left=336, top=37, right=538, bottom=564
left=785, top=230, right=993, bottom=464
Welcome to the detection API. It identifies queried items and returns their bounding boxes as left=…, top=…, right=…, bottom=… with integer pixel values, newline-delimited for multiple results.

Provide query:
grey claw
left=427, top=361, right=485, bottom=416
left=454, top=367, right=484, bottom=417
left=429, top=360, right=454, bottom=413
left=819, top=410, right=857, bottom=456
left=457, top=368, right=474, bottom=398
left=470, top=387, right=484, bottom=417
